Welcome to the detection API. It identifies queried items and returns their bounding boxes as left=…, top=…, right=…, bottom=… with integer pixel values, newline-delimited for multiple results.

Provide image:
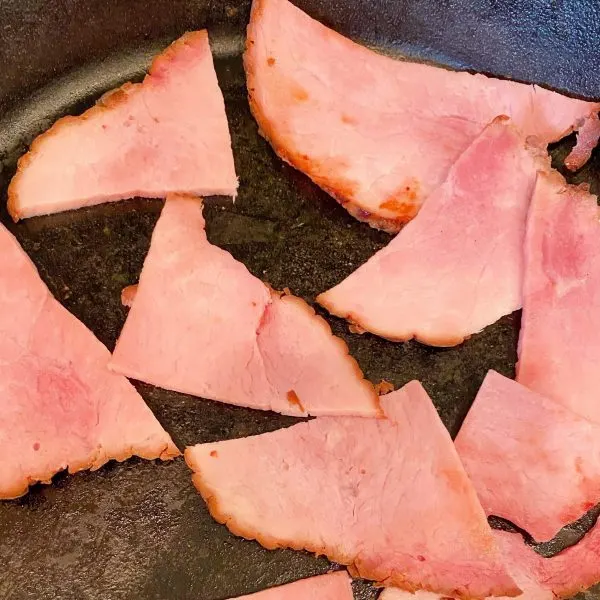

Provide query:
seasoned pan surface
left=0, top=1, right=599, bottom=598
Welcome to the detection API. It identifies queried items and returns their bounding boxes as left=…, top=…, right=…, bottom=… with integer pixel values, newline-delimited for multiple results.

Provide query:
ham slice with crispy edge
left=245, top=0, right=599, bottom=232
left=0, top=224, right=179, bottom=500
left=317, top=119, right=544, bottom=347
left=227, top=572, right=353, bottom=600
left=383, top=528, right=600, bottom=599
left=110, top=194, right=378, bottom=417
left=185, top=382, right=520, bottom=599
left=517, top=171, right=600, bottom=423
left=380, top=531, right=553, bottom=600
left=455, top=370, right=600, bottom=542
left=7, top=30, right=237, bottom=221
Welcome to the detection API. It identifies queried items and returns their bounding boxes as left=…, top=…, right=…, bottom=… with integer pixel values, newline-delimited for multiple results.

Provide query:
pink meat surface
left=494, top=526, right=600, bottom=598
left=565, top=113, right=600, bottom=171
left=456, top=370, right=600, bottom=541
left=227, top=572, right=353, bottom=600
left=245, top=0, right=599, bottom=232
left=110, top=194, right=378, bottom=417
left=0, top=224, right=179, bottom=499
left=185, top=381, right=520, bottom=598
left=380, top=531, right=553, bottom=600
left=8, top=30, right=237, bottom=221
left=517, top=171, right=600, bottom=423
left=317, top=119, right=543, bottom=346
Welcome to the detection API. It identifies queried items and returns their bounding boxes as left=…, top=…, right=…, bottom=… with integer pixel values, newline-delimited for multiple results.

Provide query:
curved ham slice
left=8, top=30, right=237, bottom=221
left=110, top=194, right=378, bottom=417
left=245, top=0, right=600, bottom=232
left=455, top=371, right=600, bottom=542
left=380, top=531, right=553, bottom=600
left=185, top=382, right=520, bottom=599
left=0, top=224, right=179, bottom=500
left=517, top=171, right=600, bottom=423
left=317, top=119, right=543, bottom=346
left=227, top=572, right=353, bottom=600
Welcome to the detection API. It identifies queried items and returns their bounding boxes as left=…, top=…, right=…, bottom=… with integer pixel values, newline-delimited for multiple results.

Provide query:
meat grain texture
left=185, top=382, right=519, bottom=599
left=318, top=119, right=543, bottom=346
left=245, top=0, right=600, bottom=231
left=110, top=194, right=379, bottom=417
left=456, top=370, right=600, bottom=542
left=517, top=171, right=600, bottom=423
left=226, top=572, right=353, bottom=600
left=0, top=224, right=179, bottom=500
left=8, top=30, right=237, bottom=220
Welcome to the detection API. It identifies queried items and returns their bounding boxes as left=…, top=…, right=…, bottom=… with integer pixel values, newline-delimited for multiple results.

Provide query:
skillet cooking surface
left=1, top=1, right=599, bottom=598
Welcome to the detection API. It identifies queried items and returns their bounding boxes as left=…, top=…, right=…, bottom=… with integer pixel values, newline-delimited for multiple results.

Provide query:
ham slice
left=226, top=572, right=353, bottom=600
left=517, top=171, right=600, bottom=423
left=7, top=30, right=237, bottom=221
left=110, top=194, right=378, bottom=417
left=317, top=119, right=543, bottom=346
left=0, top=224, right=179, bottom=500
left=455, top=370, right=600, bottom=541
left=185, top=381, right=520, bottom=598
left=380, top=531, right=553, bottom=600
left=245, top=0, right=600, bottom=232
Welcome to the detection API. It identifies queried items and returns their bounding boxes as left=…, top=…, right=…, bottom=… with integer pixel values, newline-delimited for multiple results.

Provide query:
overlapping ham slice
left=227, top=572, right=353, bottom=600
left=381, top=526, right=600, bottom=600
left=317, top=119, right=543, bottom=346
left=185, top=382, right=520, bottom=598
left=517, top=171, right=600, bottom=423
left=7, top=30, right=237, bottom=221
left=110, top=194, right=378, bottom=417
left=380, top=531, right=553, bottom=600
left=455, top=370, right=600, bottom=541
left=0, top=224, right=179, bottom=499
left=245, top=0, right=599, bottom=232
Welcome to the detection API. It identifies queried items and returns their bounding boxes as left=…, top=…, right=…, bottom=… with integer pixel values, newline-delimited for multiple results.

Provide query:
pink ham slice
left=517, top=171, right=600, bottom=423
left=226, top=572, right=353, bottom=600
left=110, top=194, right=379, bottom=417
left=7, top=30, right=237, bottom=221
left=245, top=0, right=600, bottom=232
left=380, top=531, right=553, bottom=600
left=185, top=382, right=520, bottom=598
left=317, top=119, right=543, bottom=346
left=0, top=224, right=179, bottom=499
left=455, top=370, right=600, bottom=542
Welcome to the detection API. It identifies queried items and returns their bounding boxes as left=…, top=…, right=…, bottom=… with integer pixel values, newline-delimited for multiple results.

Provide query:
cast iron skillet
left=0, top=1, right=599, bottom=599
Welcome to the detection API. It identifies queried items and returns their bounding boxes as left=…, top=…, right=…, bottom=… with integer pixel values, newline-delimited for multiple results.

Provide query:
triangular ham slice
left=110, top=194, right=378, bottom=417
left=185, top=382, right=520, bottom=598
left=380, top=531, right=553, bottom=600
left=0, top=224, right=179, bottom=500
left=245, top=0, right=599, bottom=232
left=517, top=171, right=600, bottom=423
left=227, top=572, right=353, bottom=600
left=455, top=371, right=600, bottom=542
left=7, top=30, right=237, bottom=221
left=317, top=119, right=544, bottom=346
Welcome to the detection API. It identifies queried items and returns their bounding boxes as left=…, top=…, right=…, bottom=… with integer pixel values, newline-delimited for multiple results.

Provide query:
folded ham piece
left=185, top=381, right=520, bottom=598
left=380, top=531, right=553, bottom=600
left=0, top=224, right=179, bottom=499
left=517, top=171, right=600, bottom=423
left=110, top=194, right=378, bottom=417
left=7, top=30, right=237, bottom=221
left=317, top=119, right=543, bottom=346
left=245, top=0, right=600, bottom=232
left=226, top=572, right=353, bottom=600
left=456, top=370, right=600, bottom=541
